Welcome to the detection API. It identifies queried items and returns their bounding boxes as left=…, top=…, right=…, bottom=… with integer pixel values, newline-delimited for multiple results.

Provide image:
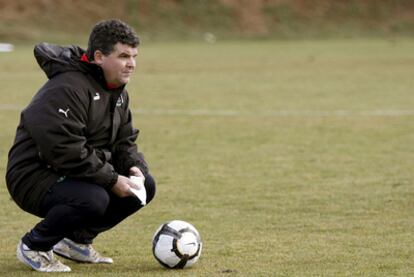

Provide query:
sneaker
left=16, top=240, right=71, bottom=272
left=53, top=238, right=113, bottom=264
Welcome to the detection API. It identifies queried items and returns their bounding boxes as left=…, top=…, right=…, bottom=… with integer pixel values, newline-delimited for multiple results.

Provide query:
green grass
left=0, top=38, right=414, bottom=276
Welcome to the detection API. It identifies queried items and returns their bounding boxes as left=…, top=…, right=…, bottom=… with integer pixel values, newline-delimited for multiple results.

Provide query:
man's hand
left=111, top=175, right=138, bottom=197
left=129, top=166, right=144, bottom=178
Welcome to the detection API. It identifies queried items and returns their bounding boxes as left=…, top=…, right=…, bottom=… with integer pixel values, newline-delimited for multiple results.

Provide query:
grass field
left=0, top=38, right=413, bottom=276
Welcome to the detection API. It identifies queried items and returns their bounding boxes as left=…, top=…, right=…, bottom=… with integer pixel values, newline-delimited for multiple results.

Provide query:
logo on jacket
left=93, top=92, right=100, bottom=101
left=116, top=95, right=124, bottom=107
left=58, top=108, right=70, bottom=118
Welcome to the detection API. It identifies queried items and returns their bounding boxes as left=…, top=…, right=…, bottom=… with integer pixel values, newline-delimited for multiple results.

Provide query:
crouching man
left=6, top=19, right=156, bottom=272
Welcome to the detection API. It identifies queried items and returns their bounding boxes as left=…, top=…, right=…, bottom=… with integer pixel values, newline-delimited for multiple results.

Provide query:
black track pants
left=22, top=175, right=156, bottom=251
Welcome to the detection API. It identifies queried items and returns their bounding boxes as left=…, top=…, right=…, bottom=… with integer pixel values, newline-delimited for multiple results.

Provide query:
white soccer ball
left=152, top=220, right=202, bottom=269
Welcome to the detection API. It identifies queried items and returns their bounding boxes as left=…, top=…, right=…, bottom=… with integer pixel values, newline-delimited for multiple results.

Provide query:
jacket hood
left=34, top=42, right=89, bottom=79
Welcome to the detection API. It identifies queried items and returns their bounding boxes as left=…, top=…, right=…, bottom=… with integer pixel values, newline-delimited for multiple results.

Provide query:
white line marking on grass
left=1, top=104, right=413, bottom=117
left=0, top=104, right=24, bottom=110
left=132, top=108, right=414, bottom=117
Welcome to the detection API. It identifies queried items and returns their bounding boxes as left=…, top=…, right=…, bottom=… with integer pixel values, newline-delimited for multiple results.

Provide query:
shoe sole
left=53, top=248, right=113, bottom=264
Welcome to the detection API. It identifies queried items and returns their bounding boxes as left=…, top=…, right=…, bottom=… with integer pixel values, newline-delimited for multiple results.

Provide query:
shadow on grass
left=1, top=260, right=170, bottom=276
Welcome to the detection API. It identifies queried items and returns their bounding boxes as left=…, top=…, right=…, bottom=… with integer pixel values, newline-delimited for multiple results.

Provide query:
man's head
left=86, top=19, right=139, bottom=61
left=86, top=19, right=140, bottom=87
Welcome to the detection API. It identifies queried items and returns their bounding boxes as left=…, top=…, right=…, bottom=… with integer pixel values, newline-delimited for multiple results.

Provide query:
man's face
left=94, top=42, right=138, bottom=88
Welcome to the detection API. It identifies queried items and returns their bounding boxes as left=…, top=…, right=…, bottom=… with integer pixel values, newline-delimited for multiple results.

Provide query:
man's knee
left=144, top=174, right=156, bottom=204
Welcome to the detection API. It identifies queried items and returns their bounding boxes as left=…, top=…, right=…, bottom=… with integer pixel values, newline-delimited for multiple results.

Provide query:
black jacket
left=6, top=42, right=148, bottom=215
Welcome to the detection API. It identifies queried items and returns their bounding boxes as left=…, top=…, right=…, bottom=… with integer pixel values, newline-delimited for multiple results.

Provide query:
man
left=6, top=19, right=156, bottom=272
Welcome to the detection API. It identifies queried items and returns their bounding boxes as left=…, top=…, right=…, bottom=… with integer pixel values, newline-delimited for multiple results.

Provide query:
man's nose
left=127, top=58, right=136, bottom=69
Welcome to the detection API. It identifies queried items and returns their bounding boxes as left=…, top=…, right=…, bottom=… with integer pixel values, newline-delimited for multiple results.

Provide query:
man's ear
left=94, top=50, right=104, bottom=65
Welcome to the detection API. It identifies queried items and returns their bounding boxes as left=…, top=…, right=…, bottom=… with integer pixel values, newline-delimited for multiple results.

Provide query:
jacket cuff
left=106, top=171, right=118, bottom=190
left=95, top=162, right=118, bottom=189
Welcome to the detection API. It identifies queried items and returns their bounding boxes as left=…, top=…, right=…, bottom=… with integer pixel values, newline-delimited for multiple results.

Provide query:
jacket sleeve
left=22, top=85, right=118, bottom=188
left=111, top=92, right=149, bottom=176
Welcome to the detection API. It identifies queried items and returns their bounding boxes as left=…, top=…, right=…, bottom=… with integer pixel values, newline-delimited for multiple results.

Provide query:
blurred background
left=1, top=0, right=414, bottom=43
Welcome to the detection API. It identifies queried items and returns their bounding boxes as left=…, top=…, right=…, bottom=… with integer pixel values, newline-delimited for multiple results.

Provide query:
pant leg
left=23, top=174, right=156, bottom=250
left=22, top=179, right=111, bottom=251
left=70, top=174, right=156, bottom=244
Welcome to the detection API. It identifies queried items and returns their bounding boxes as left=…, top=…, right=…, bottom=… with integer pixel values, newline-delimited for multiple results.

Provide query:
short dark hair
left=86, top=19, right=140, bottom=60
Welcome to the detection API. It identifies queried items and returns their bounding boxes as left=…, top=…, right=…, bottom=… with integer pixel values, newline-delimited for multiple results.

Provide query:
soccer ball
left=152, top=220, right=202, bottom=269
